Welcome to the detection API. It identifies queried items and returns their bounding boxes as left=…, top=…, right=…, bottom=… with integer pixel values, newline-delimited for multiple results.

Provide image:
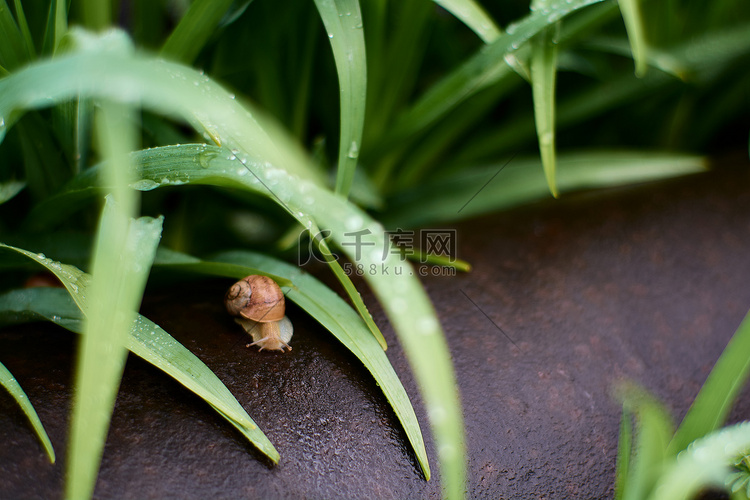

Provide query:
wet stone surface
left=2, top=166, right=750, bottom=499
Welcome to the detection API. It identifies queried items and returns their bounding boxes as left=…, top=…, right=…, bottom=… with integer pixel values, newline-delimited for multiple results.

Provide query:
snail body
left=235, top=316, right=293, bottom=352
left=224, top=275, right=293, bottom=352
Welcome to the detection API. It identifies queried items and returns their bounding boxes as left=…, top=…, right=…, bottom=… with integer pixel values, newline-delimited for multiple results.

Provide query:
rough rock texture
left=1, top=166, right=750, bottom=499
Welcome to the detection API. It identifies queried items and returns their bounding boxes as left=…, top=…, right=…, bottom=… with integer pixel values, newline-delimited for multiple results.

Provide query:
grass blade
left=616, top=383, right=675, bottom=500
left=0, top=0, right=30, bottom=71
left=614, top=408, right=632, bottom=500
left=383, top=151, right=707, bottom=228
left=529, top=21, right=560, bottom=197
left=11, top=0, right=35, bottom=58
left=433, top=0, right=501, bottom=43
left=65, top=97, right=152, bottom=500
left=153, top=247, right=429, bottom=479
left=313, top=0, right=367, bottom=197
left=160, top=0, right=237, bottom=64
left=668, top=310, right=750, bottom=455
left=617, top=0, right=648, bottom=77
left=0, top=283, right=279, bottom=463
left=41, top=0, right=67, bottom=56
left=0, top=360, right=55, bottom=463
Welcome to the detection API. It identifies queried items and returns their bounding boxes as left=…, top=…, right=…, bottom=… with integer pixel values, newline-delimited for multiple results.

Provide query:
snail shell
left=224, top=275, right=285, bottom=323
left=235, top=316, right=293, bottom=352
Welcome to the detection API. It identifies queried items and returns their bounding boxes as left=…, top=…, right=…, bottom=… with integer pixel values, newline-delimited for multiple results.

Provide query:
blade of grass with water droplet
left=433, top=0, right=500, bottom=43
left=0, top=360, right=55, bottom=463
left=530, top=20, right=560, bottom=197
left=313, top=0, right=366, bottom=197
left=0, top=283, right=280, bottom=462
left=65, top=99, right=155, bottom=500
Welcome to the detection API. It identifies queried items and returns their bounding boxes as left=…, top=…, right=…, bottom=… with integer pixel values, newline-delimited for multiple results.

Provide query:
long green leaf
left=618, top=0, right=648, bottom=77
left=0, top=286, right=279, bottom=463
left=160, top=0, right=237, bottom=63
left=529, top=20, right=560, bottom=197
left=383, top=151, right=707, bottom=228
left=668, top=310, right=750, bottom=455
left=65, top=99, right=146, bottom=500
left=0, top=360, right=55, bottom=463
left=433, top=0, right=501, bottom=43
left=11, top=0, right=35, bottom=58
left=313, top=0, right=367, bottom=197
left=152, top=247, right=430, bottom=479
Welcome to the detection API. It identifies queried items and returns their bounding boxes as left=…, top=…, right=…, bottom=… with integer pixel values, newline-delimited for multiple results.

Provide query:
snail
left=224, top=275, right=293, bottom=352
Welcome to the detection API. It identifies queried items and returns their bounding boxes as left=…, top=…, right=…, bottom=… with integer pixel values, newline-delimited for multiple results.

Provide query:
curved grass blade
left=153, top=247, right=430, bottom=479
left=0, top=29, right=325, bottom=188
left=160, top=0, right=237, bottom=64
left=0, top=41, right=463, bottom=497
left=433, top=0, right=501, bottom=43
left=617, top=0, right=648, bottom=77
left=529, top=20, right=560, bottom=197
left=313, top=0, right=366, bottom=197
left=0, top=361, right=55, bottom=463
left=649, top=422, right=750, bottom=500
left=383, top=151, right=707, bottom=228
left=0, top=267, right=280, bottom=463
left=668, top=309, right=750, bottom=456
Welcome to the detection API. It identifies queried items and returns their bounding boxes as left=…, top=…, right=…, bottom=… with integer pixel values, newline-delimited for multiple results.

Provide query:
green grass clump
left=0, top=0, right=749, bottom=499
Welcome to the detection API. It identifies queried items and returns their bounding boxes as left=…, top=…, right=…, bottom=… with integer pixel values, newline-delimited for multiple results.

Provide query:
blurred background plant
left=0, top=0, right=748, bottom=499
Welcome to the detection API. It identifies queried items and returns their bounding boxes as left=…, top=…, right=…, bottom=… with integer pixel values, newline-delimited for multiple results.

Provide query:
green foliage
left=0, top=0, right=749, bottom=499
left=616, top=311, right=750, bottom=499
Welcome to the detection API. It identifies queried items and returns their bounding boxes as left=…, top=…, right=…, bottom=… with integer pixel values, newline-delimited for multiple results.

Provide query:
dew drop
left=328, top=33, right=334, bottom=38
left=347, top=141, right=359, bottom=159
left=540, top=131, right=553, bottom=146
left=130, top=179, right=160, bottom=191
left=345, top=215, right=363, bottom=231
left=236, top=167, right=248, bottom=176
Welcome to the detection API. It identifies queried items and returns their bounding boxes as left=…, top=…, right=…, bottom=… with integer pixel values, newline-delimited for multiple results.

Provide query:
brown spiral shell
left=224, top=275, right=285, bottom=323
